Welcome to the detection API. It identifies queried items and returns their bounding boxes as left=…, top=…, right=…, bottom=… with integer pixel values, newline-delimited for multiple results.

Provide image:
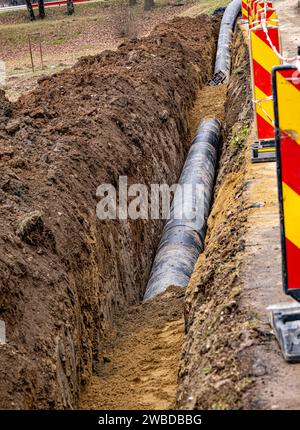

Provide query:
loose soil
left=81, top=287, right=185, bottom=410
left=0, top=14, right=219, bottom=409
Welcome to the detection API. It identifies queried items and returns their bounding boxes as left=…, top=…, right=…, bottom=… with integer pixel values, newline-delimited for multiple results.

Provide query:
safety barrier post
left=241, top=0, right=249, bottom=23
left=256, top=2, right=278, bottom=26
left=272, top=57, right=300, bottom=301
left=249, top=14, right=282, bottom=162
left=247, top=0, right=255, bottom=27
left=248, top=0, right=276, bottom=28
left=270, top=52, right=300, bottom=362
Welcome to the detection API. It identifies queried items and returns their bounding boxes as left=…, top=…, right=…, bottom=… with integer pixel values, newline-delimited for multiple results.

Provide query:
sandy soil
left=275, top=0, right=300, bottom=58
left=81, top=287, right=185, bottom=410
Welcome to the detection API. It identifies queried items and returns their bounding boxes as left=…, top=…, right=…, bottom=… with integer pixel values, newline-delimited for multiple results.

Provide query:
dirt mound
left=81, top=286, right=184, bottom=410
left=0, top=15, right=219, bottom=409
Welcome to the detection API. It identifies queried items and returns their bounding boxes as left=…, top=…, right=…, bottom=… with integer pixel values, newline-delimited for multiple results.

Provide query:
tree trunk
left=67, top=0, right=75, bottom=15
left=144, top=0, right=154, bottom=10
left=129, top=0, right=137, bottom=6
left=25, top=0, right=35, bottom=20
left=38, top=0, right=45, bottom=19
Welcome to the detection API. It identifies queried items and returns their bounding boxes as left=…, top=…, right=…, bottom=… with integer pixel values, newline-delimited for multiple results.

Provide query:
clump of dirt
left=0, top=15, right=219, bottom=409
left=188, top=84, right=227, bottom=137
left=177, top=29, right=253, bottom=410
left=81, top=286, right=184, bottom=410
left=0, top=90, right=12, bottom=119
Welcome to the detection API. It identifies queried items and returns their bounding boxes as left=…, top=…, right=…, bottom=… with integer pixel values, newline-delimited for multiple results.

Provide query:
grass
left=0, top=0, right=110, bottom=25
left=230, top=125, right=250, bottom=150
left=0, top=0, right=149, bottom=48
left=1, top=0, right=229, bottom=99
left=180, top=0, right=230, bottom=17
left=0, top=0, right=229, bottom=54
left=52, top=36, right=67, bottom=45
left=0, top=5, right=112, bottom=53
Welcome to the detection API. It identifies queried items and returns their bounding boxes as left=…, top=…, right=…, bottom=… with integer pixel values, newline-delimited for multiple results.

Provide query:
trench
left=81, top=7, right=251, bottom=410
left=0, top=4, right=251, bottom=411
left=80, top=83, right=228, bottom=410
left=0, top=14, right=220, bottom=410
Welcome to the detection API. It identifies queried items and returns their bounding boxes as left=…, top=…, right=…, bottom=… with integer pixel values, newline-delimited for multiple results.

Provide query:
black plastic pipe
left=144, top=119, right=221, bottom=301
left=211, top=0, right=241, bottom=84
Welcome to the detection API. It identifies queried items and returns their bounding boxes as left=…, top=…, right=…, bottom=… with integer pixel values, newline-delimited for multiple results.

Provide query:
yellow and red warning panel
left=256, top=3, right=278, bottom=26
left=249, top=24, right=281, bottom=141
left=273, top=64, right=300, bottom=300
left=248, top=0, right=277, bottom=28
left=242, top=0, right=248, bottom=21
left=247, top=0, right=255, bottom=27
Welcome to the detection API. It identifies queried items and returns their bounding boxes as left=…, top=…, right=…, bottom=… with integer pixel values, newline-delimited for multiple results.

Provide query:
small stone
left=213, top=378, right=231, bottom=390
left=103, top=356, right=111, bottom=363
left=0, top=320, right=6, bottom=344
left=10, top=157, right=26, bottom=169
left=5, top=119, right=21, bottom=134
left=47, top=169, right=57, bottom=183
left=204, top=340, right=211, bottom=352
left=252, top=359, right=268, bottom=377
left=42, top=153, right=50, bottom=163
left=159, top=110, right=169, bottom=122
left=0, top=146, right=14, bottom=157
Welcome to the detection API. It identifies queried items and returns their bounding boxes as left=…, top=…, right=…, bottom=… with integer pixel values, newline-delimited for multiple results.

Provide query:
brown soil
left=177, top=29, right=254, bottom=409
left=81, top=287, right=184, bottom=410
left=0, top=15, right=219, bottom=409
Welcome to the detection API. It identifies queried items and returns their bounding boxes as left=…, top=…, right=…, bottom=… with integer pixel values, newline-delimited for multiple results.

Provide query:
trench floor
left=80, top=287, right=185, bottom=410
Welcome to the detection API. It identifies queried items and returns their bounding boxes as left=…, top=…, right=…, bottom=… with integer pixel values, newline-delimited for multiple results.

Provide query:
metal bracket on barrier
left=251, top=139, right=276, bottom=163
left=269, top=303, right=300, bottom=362
left=208, top=71, right=227, bottom=86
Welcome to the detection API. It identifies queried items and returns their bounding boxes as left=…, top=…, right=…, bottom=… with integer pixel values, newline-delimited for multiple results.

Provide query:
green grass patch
left=230, top=125, right=250, bottom=150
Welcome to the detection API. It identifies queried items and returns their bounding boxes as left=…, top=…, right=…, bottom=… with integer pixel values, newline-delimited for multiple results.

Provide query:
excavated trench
left=81, top=27, right=252, bottom=410
left=0, top=8, right=252, bottom=410
left=0, top=15, right=219, bottom=409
